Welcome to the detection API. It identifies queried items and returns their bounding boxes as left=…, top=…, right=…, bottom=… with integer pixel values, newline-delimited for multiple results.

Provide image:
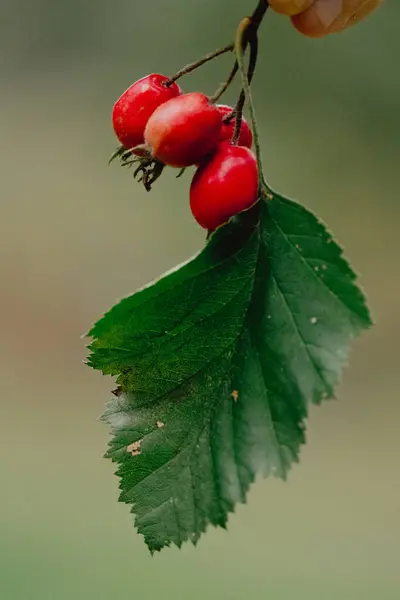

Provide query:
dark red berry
left=112, top=74, right=181, bottom=152
left=144, top=92, right=222, bottom=168
left=217, top=105, right=253, bottom=148
left=190, top=142, right=258, bottom=230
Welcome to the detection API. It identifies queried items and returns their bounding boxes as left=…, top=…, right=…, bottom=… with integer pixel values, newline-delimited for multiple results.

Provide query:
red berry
left=217, top=105, right=253, bottom=148
left=190, top=142, right=258, bottom=230
left=112, top=74, right=181, bottom=152
left=144, top=92, right=222, bottom=168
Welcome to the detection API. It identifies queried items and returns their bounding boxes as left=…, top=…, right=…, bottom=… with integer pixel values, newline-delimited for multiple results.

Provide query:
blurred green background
left=1, top=1, right=399, bottom=598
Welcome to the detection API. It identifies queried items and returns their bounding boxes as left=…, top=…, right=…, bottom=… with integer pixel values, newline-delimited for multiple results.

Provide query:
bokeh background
left=1, top=1, right=399, bottom=598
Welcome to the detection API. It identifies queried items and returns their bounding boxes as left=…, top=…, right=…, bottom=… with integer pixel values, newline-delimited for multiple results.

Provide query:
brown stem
left=210, top=62, right=239, bottom=104
left=166, top=0, right=268, bottom=92
left=212, top=0, right=267, bottom=114
left=251, top=0, right=269, bottom=30
left=235, top=16, right=267, bottom=182
left=232, top=31, right=258, bottom=144
left=165, top=44, right=234, bottom=86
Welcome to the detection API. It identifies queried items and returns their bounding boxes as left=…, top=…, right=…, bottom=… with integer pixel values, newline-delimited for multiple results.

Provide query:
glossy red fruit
left=112, top=74, right=181, bottom=151
left=217, top=105, right=253, bottom=148
left=190, top=142, right=258, bottom=230
left=144, top=92, right=222, bottom=168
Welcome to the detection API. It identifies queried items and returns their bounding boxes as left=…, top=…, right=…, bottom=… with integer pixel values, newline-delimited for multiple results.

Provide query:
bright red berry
left=217, top=105, right=253, bottom=148
left=144, top=92, right=222, bottom=168
left=190, top=142, right=258, bottom=230
left=112, top=74, right=181, bottom=152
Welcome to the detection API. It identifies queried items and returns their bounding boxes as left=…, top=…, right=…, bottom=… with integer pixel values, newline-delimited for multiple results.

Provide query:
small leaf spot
left=295, top=244, right=301, bottom=250
left=314, top=266, right=319, bottom=272
left=231, top=390, right=239, bottom=402
left=156, top=420, right=165, bottom=429
left=127, top=440, right=142, bottom=456
left=322, top=264, right=327, bottom=270
left=310, top=317, right=318, bottom=325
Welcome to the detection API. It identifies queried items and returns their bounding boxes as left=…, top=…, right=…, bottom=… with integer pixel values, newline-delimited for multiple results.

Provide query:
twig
left=165, top=44, right=234, bottom=86
left=210, top=62, right=239, bottom=104
left=232, top=33, right=259, bottom=144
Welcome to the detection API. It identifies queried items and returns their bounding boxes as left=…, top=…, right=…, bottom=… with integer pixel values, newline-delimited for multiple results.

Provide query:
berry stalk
left=167, top=0, right=268, bottom=100
left=165, top=44, right=234, bottom=87
left=234, top=13, right=269, bottom=191
left=231, top=32, right=259, bottom=145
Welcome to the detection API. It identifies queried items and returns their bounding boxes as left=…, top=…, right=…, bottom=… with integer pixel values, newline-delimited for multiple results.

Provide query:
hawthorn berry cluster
left=111, top=74, right=259, bottom=231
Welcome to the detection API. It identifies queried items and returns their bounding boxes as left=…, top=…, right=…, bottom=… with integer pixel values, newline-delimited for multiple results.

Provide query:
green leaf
left=87, top=189, right=372, bottom=552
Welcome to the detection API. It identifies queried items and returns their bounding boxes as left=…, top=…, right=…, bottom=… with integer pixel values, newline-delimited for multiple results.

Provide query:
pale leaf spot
left=127, top=439, right=142, bottom=456
left=231, top=390, right=239, bottom=402
left=310, top=317, right=318, bottom=325
left=156, top=420, right=165, bottom=429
